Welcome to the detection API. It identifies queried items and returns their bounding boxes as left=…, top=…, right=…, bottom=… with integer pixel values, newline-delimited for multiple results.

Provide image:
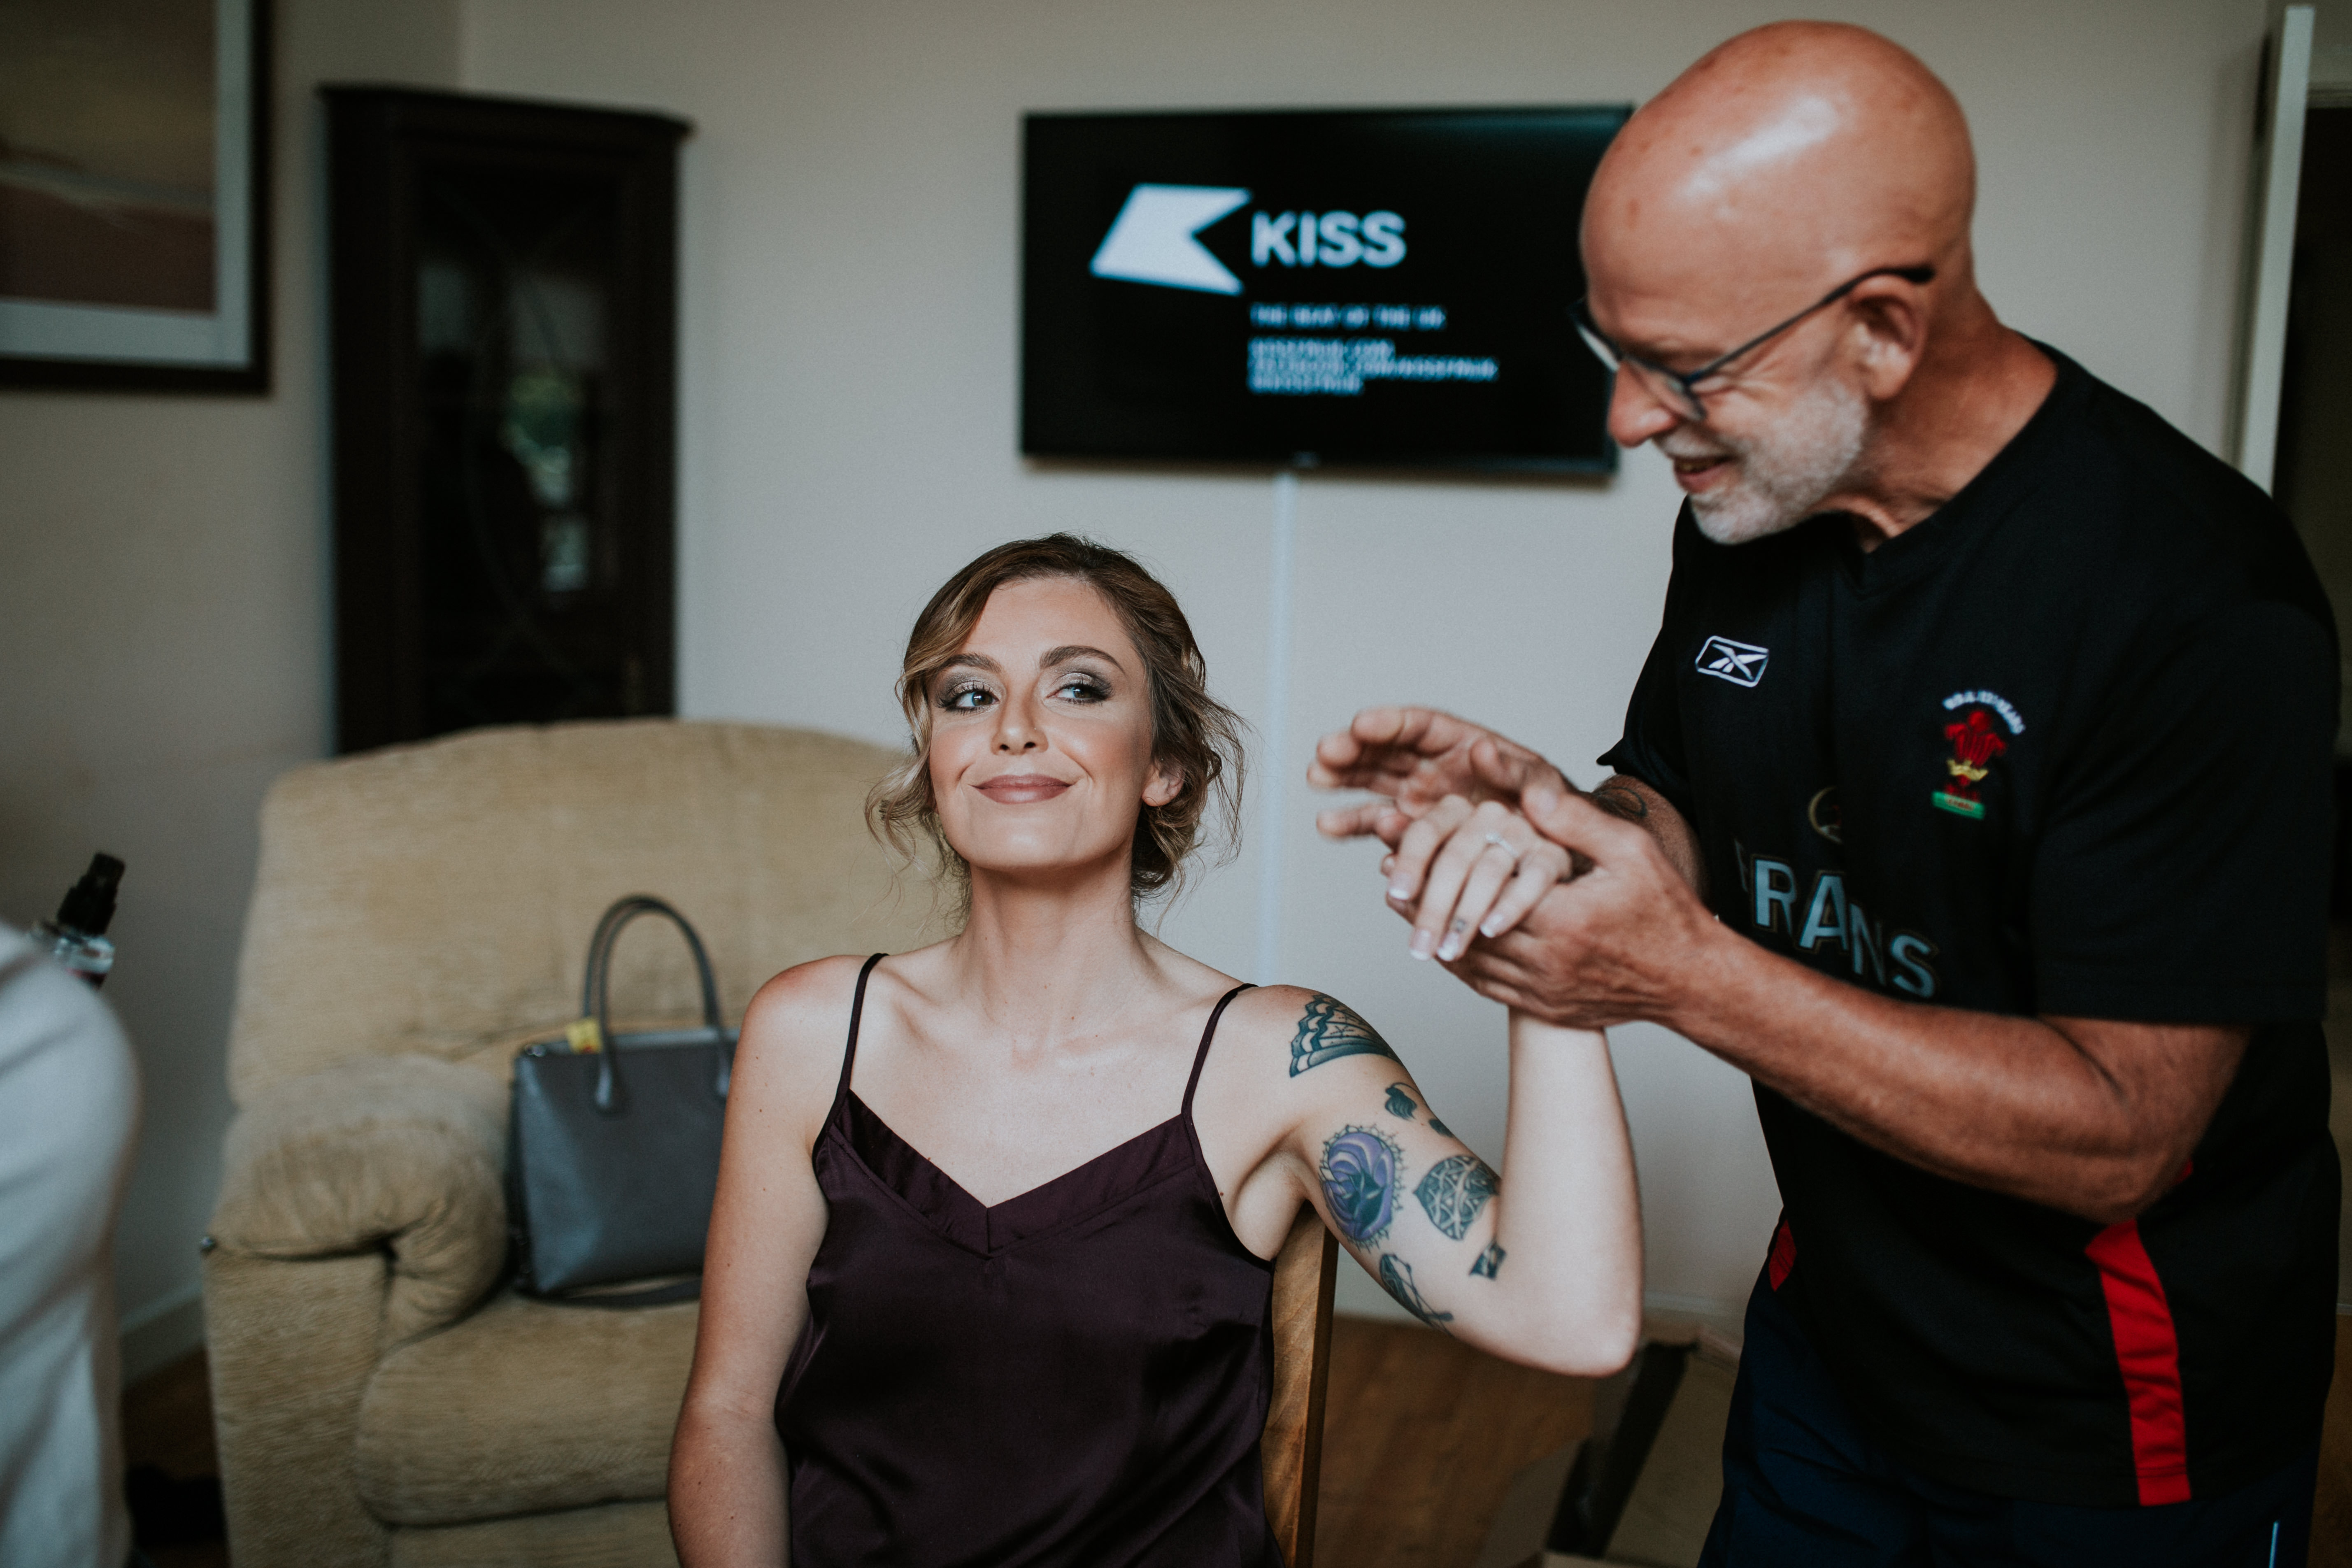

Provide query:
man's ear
left=1847, top=281, right=1929, bottom=402
left=1143, top=760, right=1184, bottom=809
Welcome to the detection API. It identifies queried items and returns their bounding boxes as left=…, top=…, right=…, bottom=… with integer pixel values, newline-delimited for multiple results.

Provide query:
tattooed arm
left=1268, top=991, right=1641, bottom=1377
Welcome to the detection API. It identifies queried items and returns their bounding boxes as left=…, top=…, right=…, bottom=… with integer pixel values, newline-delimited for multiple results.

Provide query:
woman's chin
left=957, top=841, right=1133, bottom=887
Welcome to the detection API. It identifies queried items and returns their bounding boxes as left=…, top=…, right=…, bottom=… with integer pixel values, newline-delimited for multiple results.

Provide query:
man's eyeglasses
left=1572, top=263, right=1936, bottom=422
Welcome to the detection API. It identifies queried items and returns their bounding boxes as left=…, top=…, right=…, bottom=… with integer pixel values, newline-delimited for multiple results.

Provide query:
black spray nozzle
left=55, top=853, right=125, bottom=938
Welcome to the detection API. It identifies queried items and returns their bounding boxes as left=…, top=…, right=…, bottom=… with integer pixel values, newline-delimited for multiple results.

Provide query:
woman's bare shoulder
left=1223, top=987, right=1383, bottom=1048
left=734, top=954, right=880, bottom=1116
left=1220, top=983, right=1400, bottom=1076
left=744, top=952, right=877, bottom=1031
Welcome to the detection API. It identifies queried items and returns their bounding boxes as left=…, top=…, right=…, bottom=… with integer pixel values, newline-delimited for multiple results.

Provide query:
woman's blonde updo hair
left=868, top=534, right=1245, bottom=906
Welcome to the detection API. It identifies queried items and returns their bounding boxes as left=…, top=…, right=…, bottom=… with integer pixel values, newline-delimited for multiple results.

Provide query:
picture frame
left=0, top=0, right=272, bottom=393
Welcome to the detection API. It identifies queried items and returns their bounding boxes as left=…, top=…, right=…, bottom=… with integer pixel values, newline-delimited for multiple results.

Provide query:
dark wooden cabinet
left=324, top=88, right=690, bottom=754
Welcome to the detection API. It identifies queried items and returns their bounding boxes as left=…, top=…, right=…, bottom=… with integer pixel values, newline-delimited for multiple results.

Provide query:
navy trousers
left=1696, top=1266, right=2319, bottom=1568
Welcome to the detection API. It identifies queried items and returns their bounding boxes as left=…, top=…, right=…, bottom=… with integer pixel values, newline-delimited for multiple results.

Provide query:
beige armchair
left=203, top=721, right=940, bottom=1566
left=204, top=718, right=1337, bottom=1568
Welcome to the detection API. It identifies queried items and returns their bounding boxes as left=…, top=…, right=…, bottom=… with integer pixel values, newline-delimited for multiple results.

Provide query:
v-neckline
left=839, top=1092, right=1202, bottom=1256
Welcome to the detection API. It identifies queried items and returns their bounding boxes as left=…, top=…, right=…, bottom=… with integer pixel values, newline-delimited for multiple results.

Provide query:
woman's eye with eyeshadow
left=939, top=681, right=995, bottom=712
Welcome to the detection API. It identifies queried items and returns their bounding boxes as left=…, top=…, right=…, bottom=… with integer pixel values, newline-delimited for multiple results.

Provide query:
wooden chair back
left=1261, top=1205, right=1338, bottom=1567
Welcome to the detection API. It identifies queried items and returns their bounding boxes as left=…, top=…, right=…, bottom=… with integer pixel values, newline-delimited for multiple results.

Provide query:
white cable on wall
left=1255, top=468, right=1299, bottom=984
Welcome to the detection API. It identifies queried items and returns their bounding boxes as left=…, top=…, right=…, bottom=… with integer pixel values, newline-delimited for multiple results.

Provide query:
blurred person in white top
left=0, top=924, right=141, bottom=1568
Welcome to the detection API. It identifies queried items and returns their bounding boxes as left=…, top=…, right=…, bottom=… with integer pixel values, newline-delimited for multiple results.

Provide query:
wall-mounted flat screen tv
left=1022, top=106, right=1630, bottom=473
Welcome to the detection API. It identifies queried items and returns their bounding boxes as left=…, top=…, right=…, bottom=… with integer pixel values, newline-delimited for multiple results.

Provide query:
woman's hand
left=1384, top=796, right=1574, bottom=962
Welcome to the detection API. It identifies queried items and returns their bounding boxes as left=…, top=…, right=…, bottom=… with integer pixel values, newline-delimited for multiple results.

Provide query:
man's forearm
left=1661, top=929, right=2245, bottom=1224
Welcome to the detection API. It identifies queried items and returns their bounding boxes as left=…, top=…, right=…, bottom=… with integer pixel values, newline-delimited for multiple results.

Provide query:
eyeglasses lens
left=1575, top=303, right=1712, bottom=422
left=1622, top=358, right=1708, bottom=422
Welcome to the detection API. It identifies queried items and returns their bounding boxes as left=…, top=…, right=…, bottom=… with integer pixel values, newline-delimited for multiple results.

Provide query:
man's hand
left=1310, top=708, right=1566, bottom=846
left=1312, top=709, right=1701, bottom=948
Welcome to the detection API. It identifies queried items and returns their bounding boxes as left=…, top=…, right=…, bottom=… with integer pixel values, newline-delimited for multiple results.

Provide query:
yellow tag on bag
left=565, top=1017, right=603, bottom=1054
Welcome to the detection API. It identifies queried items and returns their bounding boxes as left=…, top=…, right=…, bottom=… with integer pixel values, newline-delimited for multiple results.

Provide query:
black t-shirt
left=1599, top=348, right=2340, bottom=1508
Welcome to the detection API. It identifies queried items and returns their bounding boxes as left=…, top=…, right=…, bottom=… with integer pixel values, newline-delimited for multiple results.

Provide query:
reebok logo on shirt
left=1696, top=635, right=1770, bottom=687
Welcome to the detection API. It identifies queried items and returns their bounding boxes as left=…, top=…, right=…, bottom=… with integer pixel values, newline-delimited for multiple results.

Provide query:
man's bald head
left=1584, top=22, right=1977, bottom=333
left=1573, top=24, right=2038, bottom=549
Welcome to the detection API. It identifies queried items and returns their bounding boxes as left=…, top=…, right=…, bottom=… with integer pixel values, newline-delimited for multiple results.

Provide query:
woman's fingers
left=1435, top=846, right=1521, bottom=961
left=1386, top=796, right=1474, bottom=906
left=1392, top=799, right=1579, bottom=959
left=1478, top=844, right=1573, bottom=940
left=1409, top=802, right=1522, bottom=959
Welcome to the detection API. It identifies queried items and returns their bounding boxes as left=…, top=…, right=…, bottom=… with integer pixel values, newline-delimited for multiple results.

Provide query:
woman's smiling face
left=927, top=575, right=1178, bottom=884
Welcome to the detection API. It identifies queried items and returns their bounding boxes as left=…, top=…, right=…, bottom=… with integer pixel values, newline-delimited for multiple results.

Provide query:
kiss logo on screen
left=1088, top=184, right=1408, bottom=294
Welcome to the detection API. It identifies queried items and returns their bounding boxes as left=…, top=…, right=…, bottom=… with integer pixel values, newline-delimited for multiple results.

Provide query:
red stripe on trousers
left=1767, top=1216, right=1795, bottom=1291
left=2083, top=1218, right=2191, bottom=1505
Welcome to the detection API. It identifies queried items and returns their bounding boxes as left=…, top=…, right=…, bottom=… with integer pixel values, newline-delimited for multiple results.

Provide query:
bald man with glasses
left=1315, top=22, right=2337, bottom=1567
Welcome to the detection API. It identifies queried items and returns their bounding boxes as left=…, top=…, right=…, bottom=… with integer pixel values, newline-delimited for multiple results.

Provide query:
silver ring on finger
left=1480, top=831, right=1519, bottom=869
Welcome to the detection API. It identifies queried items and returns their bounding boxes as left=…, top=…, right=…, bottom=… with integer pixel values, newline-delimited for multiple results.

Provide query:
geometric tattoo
left=1290, top=994, right=1401, bottom=1077
left=1379, top=1254, right=1454, bottom=1328
left=1470, top=1242, right=1506, bottom=1279
left=1414, top=1154, right=1500, bottom=1241
left=1383, top=1082, right=1419, bottom=1120
left=1319, top=1126, right=1403, bottom=1246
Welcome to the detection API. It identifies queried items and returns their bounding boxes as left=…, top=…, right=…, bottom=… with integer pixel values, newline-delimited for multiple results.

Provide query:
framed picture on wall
left=0, top=0, right=271, bottom=393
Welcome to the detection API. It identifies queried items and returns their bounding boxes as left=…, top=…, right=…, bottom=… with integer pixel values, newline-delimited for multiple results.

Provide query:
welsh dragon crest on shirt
left=1934, top=689, right=2025, bottom=819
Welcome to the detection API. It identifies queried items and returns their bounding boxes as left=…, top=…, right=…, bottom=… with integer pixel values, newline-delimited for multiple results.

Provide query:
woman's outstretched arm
left=1267, top=992, right=1641, bottom=1377
left=670, top=958, right=862, bottom=1566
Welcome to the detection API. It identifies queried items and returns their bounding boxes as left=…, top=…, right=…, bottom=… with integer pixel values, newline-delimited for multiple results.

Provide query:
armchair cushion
left=212, top=1055, right=509, bottom=1346
left=356, top=1291, right=697, bottom=1527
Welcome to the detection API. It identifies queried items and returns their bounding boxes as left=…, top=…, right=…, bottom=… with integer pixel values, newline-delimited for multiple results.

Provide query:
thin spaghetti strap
left=830, top=954, right=888, bottom=1120
left=1181, top=983, right=1254, bottom=1119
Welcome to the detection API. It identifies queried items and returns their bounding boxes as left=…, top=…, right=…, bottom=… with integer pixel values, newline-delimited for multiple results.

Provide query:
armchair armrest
left=211, top=1054, right=509, bottom=1345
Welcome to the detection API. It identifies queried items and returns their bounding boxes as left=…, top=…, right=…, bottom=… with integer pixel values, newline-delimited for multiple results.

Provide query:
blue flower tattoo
left=1320, top=1126, right=1402, bottom=1246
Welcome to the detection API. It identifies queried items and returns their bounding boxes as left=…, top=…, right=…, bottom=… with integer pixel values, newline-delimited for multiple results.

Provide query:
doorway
left=2270, top=100, right=2352, bottom=1319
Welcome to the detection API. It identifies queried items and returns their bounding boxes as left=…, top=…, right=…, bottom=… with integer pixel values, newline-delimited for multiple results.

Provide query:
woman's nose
left=993, top=697, right=1042, bottom=751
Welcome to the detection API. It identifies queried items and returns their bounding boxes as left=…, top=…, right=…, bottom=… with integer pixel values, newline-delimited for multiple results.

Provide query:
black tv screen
left=1022, top=106, right=1629, bottom=473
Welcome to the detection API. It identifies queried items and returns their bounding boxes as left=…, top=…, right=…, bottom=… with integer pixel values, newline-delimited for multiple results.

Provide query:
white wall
left=0, top=0, right=461, bottom=1376
left=0, top=0, right=2278, bottom=1358
left=459, top=0, right=2273, bottom=1324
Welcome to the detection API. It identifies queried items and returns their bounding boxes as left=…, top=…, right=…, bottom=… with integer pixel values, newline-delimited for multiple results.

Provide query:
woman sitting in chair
left=670, top=535, right=1641, bottom=1566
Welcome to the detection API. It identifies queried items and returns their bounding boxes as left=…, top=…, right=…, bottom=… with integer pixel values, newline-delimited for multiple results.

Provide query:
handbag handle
left=581, top=895, right=730, bottom=1114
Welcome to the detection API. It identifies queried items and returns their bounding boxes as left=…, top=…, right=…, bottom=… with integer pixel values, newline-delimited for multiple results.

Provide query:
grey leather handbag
left=507, top=895, right=737, bottom=1305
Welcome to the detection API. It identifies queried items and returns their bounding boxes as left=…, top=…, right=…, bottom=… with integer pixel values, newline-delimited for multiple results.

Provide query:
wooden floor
left=120, top=1349, right=226, bottom=1568
left=121, top=1311, right=2352, bottom=1567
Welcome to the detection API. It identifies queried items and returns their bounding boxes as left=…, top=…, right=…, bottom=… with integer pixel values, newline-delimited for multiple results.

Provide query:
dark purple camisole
left=773, top=955, right=1286, bottom=1567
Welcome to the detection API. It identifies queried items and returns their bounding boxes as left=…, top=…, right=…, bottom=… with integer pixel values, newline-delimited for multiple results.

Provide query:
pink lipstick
left=975, top=774, right=1071, bottom=804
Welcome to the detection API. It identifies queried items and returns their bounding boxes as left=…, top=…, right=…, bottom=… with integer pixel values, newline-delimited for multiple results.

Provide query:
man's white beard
left=1672, top=376, right=1870, bottom=546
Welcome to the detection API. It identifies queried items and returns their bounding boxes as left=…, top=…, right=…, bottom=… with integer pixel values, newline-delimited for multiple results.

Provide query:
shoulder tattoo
left=1290, top=994, right=1400, bottom=1077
